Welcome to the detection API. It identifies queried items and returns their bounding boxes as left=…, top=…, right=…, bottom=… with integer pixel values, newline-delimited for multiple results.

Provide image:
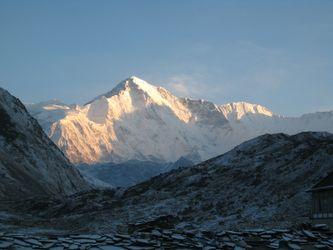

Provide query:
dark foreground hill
left=2, top=131, right=332, bottom=234
left=0, top=87, right=90, bottom=200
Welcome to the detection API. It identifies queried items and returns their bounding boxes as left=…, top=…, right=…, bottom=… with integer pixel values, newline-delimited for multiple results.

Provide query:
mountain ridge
left=26, top=76, right=333, bottom=165
left=0, top=87, right=90, bottom=200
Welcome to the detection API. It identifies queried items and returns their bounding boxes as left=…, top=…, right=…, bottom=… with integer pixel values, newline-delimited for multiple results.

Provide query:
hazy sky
left=1, top=0, right=332, bottom=116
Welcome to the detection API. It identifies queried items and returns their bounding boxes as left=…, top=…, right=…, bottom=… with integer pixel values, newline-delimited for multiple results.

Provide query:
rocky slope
left=0, top=87, right=90, bottom=200
left=9, top=132, right=332, bottom=233
left=27, top=76, right=333, bottom=165
left=112, top=132, right=333, bottom=231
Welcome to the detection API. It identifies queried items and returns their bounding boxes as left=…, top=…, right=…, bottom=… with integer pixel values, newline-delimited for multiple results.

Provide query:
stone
left=24, top=238, right=43, bottom=247
left=303, top=230, right=316, bottom=238
left=61, top=243, right=70, bottom=248
left=313, top=224, right=329, bottom=231
left=262, top=230, right=275, bottom=235
left=288, top=243, right=301, bottom=250
left=15, top=247, right=34, bottom=250
left=237, top=240, right=250, bottom=248
left=268, top=241, right=280, bottom=249
left=162, top=230, right=172, bottom=235
left=0, top=241, right=13, bottom=248
left=74, top=239, right=96, bottom=244
left=234, top=246, right=246, bottom=250
left=43, top=242, right=56, bottom=248
left=282, top=235, right=292, bottom=241
left=127, top=246, right=154, bottom=250
left=323, top=240, right=333, bottom=247
left=96, top=236, right=107, bottom=242
left=151, top=230, right=162, bottom=237
left=106, top=235, right=122, bottom=242
left=246, top=229, right=265, bottom=233
left=71, top=234, right=101, bottom=240
left=260, top=234, right=272, bottom=239
left=171, top=234, right=186, bottom=240
left=274, top=229, right=290, bottom=233
left=68, top=243, right=80, bottom=249
left=99, top=246, right=125, bottom=250
left=116, top=234, right=130, bottom=239
left=0, top=237, right=14, bottom=242
left=225, top=242, right=236, bottom=247
left=49, top=247, right=64, bottom=250
left=227, top=231, right=243, bottom=235
left=203, top=246, right=216, bottom=250
left=216, top=231, right=227, bottom=237
left=13, top=239, right=31, bottom=247
left=58, top=237, right=73, bottom=243
left=292, top=238, right=308, bottom=244
left=314, top=244, right=328, bottom=249
left=130, top=238, right=152, bottom=247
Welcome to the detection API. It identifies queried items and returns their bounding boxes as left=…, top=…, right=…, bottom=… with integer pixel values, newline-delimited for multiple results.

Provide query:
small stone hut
left=308, top=171, right=333, bottom=228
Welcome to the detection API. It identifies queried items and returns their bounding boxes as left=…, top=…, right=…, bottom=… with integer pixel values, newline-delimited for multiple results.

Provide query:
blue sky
left=0, top=0, right=332, bottom=116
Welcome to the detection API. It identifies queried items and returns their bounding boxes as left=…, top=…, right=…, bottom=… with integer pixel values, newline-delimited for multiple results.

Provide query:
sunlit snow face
left=26, top=77, right=333, bottom=165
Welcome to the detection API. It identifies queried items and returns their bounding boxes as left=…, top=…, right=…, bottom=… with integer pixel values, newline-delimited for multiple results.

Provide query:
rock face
left=0, top=88, right=90, bottom=200
left=27, top=76, right=333, bottom=165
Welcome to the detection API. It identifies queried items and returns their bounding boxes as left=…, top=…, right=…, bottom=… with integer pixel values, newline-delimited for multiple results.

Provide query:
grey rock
left=288, top=243, right=301, bottom=250
left=0, top=241, right=13, bottom=248
left=24, top=238, right=43, bottom=247
left=71, top=234, right=101, bottom=240
left=268, top=241, right=280, bottom=249
left=313, top=224, right=329, bottom=231
left=116, top=234, right=130, bottom=240
left=49, top=247, right=64, bottom=250
left=315, top=244, right=328, bottom=249
left=13, top=239, right=31, bottom=247
left=171, top=234, right=186, bottom=240
left=303, top=230, right=316, bottom=238
left=43, top=242, right=56, bottom=248
left=225, top=242, right=236, bottom=247
left=151, top=230, right=162, bottom=237
left=99, top=246, right=125, bottom=250
left=74, top=239, right=96, bottom=244
left=234, top=246, right=246, bottom=250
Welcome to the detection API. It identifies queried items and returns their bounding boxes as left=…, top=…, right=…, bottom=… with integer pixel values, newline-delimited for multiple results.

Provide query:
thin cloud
left=164, top=74, right=207, bottom=98
left=161, top=74, right=226, bottom=104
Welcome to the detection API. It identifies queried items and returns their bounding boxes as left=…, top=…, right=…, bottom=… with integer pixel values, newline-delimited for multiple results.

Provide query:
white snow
left=26, top=77, right=333, bottom=165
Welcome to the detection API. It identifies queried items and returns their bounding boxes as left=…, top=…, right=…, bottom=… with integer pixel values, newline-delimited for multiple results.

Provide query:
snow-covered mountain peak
left=26, top=77, right=333, bottom=165
left=108, top=76, right=151, bottom=95
left=87, top=76, right=167, bottom=106
left=219, top=101, right=274, bottom=121
left=85, top=76, right=191, bottom=123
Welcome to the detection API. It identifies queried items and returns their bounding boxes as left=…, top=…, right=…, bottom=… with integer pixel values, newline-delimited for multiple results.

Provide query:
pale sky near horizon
left=0, top=0, right=332, bottom=116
